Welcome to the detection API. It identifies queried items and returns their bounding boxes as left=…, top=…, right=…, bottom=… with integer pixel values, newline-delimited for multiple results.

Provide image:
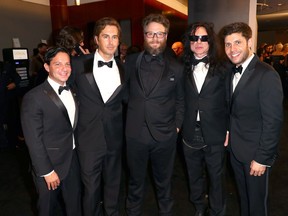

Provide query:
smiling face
left=190, top=26, right=209, bottom=58
left=143, top=22, right=167, bottom=55
left=95, top=25, right=119, bottom=61
left=224, top=32, right=252, bottom=66
left=44, top=52, right=71, bottom=86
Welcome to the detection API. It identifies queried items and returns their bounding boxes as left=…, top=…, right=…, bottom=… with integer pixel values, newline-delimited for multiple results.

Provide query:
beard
left=144, top=39, right=167, bottom=55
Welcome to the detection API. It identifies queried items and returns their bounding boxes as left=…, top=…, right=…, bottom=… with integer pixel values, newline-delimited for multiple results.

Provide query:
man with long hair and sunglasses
left=124, top=13, right=184, bottom=215
left=181, top=22, right=230, bottom=216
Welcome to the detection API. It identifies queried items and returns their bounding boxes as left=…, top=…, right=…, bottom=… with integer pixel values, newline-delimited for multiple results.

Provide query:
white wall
left=0, top=0, right=51, bottom=61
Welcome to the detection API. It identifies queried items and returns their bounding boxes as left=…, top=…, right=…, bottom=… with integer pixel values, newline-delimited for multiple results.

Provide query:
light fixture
left=75, top=0, right=80, bottom=6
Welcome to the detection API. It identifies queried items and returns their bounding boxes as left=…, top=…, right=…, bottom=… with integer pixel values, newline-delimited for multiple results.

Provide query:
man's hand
left=7, top=82, right=16, bottom=90
left=224, top=131, right=229, bottom=147
left=79, top=46, right=90, bottom=55
left=250, top=160, right=266, bottom=176
left=44, top=171, right=60, bottom=190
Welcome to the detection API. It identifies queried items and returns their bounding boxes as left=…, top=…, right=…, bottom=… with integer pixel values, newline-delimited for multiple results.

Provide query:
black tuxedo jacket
left=70, top=54, right=127, bottom=152
left=125, top=50, right=184, bottom=142
left=21, top=80, right=78, bottom=180
left=229, top=55, right=283, bottom=166
left=182, top=63, right=229, bottom=148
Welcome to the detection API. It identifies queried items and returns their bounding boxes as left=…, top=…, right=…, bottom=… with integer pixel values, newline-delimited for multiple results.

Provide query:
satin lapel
left=136, top=51, right=145, bottom=94
left=116, top=59, right=125, bottom=84
left=232, top=56, right=257, bottom=100
left=105, top=60, right=125, bottom=104
left=200, top=67, right=213, bottom=93
left=83, top=57, right=103, bottom=102
left=43, top=81, right=70, bottom=124
left=70, top=87, right=78, bottom=130
left=188, top=71, right=199, bottom=94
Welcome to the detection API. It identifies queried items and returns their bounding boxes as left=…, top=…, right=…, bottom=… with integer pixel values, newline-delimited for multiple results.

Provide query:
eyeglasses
left=145, top=32, right=167, bottom=38
left=189, top=35, right=209, bottom=42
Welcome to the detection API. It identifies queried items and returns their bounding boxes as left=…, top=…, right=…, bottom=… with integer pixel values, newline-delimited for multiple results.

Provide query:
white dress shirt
left=47, top=77, right=76, bottom=149
left=193, top=61, right=209, bottom=121
left=93, top=50, right=121, bottom=103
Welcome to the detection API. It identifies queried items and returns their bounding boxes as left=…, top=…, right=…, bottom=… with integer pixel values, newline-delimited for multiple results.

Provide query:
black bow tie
left=58, top=85, right=70, bottom=95
left=192, top=56, right=208, bottom=66
left=98, top=60, right=113, bottom=68
left=233, top=65, right=243, bottom=74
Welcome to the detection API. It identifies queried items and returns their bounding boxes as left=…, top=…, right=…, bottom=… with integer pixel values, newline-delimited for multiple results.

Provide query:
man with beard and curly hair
left=124, top=13, right=184, bottom=216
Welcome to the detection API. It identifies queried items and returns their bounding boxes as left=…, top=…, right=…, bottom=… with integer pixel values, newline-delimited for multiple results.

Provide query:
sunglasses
left=189, top=35, right=209, bottom=42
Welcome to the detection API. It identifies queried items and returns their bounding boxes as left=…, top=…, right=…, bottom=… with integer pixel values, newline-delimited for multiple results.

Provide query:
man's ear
left=44, top=63, right=49, bottom=73
left=94, top=36, right=99, bottom=45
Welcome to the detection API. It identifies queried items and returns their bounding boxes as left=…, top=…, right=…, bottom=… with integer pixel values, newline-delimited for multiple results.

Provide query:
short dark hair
left=44, top=47, right=70, bottom=65
left=93, top=17, right=121, bottom=39
left=219, top=22, right=252, bottom=41
left=142, top=13, right=170, bottom=33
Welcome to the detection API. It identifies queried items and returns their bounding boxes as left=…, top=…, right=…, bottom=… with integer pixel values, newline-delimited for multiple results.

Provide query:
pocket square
left=169, top=77, right=175, bottom=81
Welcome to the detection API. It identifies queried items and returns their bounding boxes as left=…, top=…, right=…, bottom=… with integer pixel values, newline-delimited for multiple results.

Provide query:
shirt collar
left=47, top=77, right=67, bottom=94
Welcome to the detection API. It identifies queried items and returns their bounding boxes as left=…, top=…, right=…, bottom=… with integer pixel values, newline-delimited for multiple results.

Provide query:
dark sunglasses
left=189, top=35, right=209, bottom=42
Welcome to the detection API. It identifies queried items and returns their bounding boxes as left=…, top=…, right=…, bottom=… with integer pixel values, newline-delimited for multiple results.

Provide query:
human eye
left=157, top=32, right=164, bottom=37
left=102, top=34, right=109, bottom=39
left=225, top=43, right=231, bottom=48
left=235, top=40, right=241, bottom=45
left=112, top=35, right=119, bottom=40
left=146, top=32, right=153, bottom=37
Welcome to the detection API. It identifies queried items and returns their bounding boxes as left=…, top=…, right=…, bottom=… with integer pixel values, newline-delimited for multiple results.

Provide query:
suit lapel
left=83, top=56, right=125, bottom=104
left=83, top=57, right=103, bottom=101
left=136, top=51, right=146, bottom=94
left=43, top=81, right=71, bottom=125
left=106, top=59, right=126, bottom=103
left=200, top=67, right=213, bottom=93
left=232, top=56, right=257, bottom=99
left=189, top=65, right=212, bottom=94
left=70, top=87, right=78, bottom=130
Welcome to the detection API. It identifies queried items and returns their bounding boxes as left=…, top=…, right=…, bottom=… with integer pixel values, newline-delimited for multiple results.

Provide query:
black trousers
left=126, top=126, right=177, bottom=216
left=230, top=151, right=269, bottom=216
left=77, top=146, right=122, bottom=216
left=33, top=150, right=82, bottom=216
left=182, top=123, right=226, bottom=216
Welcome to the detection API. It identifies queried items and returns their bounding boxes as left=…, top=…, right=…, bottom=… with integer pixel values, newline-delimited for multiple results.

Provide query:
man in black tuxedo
left=124, top=14, right=184, bottom=216
left=220, top=22, right=283, bottom=216
left=70, top=17, right=127, bottom=216
left=181, top=22, right=229, bottom=216
left=21, top=47, right=81, bottom=216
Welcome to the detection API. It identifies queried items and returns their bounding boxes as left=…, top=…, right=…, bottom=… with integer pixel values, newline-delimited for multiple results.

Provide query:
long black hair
left=182, top=22, right=224, bottom=76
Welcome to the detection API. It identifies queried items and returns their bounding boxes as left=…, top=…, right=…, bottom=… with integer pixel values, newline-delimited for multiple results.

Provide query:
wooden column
left=49, top=0, right=69, bottom=32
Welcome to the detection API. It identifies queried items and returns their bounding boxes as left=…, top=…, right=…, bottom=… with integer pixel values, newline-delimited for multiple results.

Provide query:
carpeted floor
left=1, top=100, right=287, bottom=216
